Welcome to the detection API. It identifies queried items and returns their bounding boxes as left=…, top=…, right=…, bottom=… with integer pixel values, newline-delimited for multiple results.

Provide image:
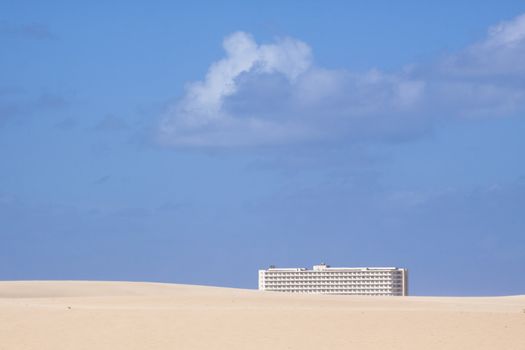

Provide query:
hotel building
left=258, top=264, right=408, bottom=296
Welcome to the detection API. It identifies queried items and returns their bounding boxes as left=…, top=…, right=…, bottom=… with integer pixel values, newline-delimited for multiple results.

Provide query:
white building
left=258, top=264, right=408, bottom=296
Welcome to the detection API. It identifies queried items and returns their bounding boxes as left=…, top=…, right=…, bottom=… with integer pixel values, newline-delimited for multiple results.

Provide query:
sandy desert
left=0, top=281, right=524, bottom=350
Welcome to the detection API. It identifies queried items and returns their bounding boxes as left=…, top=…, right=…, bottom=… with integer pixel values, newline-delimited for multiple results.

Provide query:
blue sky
left=1, top=0, right=524, bottom=295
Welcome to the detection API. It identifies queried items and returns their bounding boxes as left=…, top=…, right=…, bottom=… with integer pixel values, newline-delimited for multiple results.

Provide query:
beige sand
left=0, top=281, right=524, bottom=350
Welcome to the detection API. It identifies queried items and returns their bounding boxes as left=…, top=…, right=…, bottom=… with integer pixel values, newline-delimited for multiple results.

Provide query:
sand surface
left=0, top=281, right=524, bottom=350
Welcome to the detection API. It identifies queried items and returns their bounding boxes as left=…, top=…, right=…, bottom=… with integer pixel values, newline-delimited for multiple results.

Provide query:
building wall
left=258, top=264, right=408, bottom=296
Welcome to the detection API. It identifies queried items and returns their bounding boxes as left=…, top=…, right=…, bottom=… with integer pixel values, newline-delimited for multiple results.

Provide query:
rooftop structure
left=258, top=264, right=408, bottom=296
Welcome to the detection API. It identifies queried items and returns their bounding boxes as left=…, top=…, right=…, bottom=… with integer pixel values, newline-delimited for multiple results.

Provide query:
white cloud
left=426, top=14, right=525, bottom=118
left=159, top=32, right=319, bottom=146
left=485, top=13, right=525, bottom=48
left=159, top=13, right=525, bottom=147
left=439, top=13, right=525, bottom=78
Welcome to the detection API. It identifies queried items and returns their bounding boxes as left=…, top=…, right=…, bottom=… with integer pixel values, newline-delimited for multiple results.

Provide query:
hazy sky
left=1, top=0, right=524, bottom=295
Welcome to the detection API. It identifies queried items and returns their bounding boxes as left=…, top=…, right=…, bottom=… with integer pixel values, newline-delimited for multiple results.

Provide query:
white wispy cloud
left=442, top=13, right=525, bottom=77
left=159, top=13, right=525, bottom=147
left=429, top=13, right=525, bottom=118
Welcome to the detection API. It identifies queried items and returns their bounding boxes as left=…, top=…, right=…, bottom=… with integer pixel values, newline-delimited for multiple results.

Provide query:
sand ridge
left=0, top=281, right=524, bottom=350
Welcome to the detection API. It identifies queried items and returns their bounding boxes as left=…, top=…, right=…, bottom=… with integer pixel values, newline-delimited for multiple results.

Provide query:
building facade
left=258, top=264, right=408, bottom=296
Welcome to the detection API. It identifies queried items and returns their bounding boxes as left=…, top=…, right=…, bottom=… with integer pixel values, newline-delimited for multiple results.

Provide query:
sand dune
left=0, top=281, right=524, bottom=350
